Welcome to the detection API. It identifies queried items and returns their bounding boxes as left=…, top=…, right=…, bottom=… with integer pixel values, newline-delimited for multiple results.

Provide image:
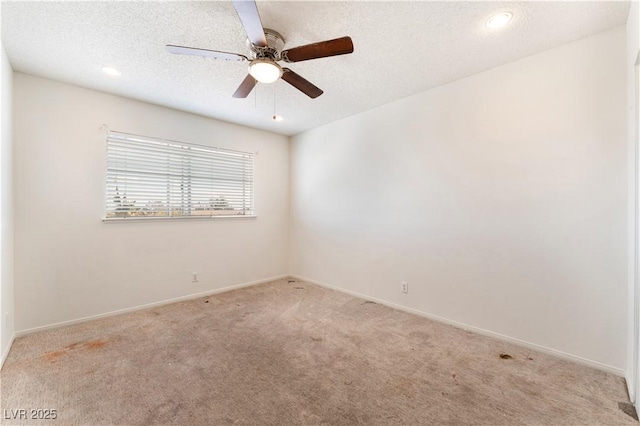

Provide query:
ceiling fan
left=166, top=0, right=354, bottom=99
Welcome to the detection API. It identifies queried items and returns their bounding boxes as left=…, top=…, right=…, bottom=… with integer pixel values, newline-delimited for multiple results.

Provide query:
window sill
left=102, top=215, right=257, bottom=222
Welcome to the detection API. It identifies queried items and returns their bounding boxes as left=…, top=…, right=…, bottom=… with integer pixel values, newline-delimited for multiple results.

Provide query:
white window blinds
left=106, top=132, right=254, bottom=219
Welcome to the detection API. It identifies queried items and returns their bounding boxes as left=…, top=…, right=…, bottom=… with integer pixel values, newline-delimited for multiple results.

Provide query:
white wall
left=291, top=27, right=627, bottom=372
left=0, top=45, right=15, bottom=365
left=626, top=0, right=640, bottom=405
left=13, top=74, right=290, bottom=332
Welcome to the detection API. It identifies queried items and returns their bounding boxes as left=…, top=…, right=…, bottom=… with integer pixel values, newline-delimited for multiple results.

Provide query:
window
left=105, top=131, right=254, bottom=219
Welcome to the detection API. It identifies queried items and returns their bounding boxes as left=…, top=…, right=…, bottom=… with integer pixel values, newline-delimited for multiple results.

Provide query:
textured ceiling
left=1, top=1, right=630, bottom=136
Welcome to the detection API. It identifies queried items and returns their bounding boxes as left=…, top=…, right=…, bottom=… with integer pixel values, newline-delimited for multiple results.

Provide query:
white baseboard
left=1, top=332, right=16, bottom=371
left=626, top=371, right=635, bottom=403
left=14, top=274, right=289, bottom=339
left=290, top=274, right=625, bottom=377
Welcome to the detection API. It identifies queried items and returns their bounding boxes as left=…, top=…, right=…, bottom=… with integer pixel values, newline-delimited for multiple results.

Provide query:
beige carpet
left=0, top=278, right=635, bottom=425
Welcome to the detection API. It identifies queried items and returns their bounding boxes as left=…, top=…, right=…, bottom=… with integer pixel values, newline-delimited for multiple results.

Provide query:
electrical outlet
left=401, top=281, right=408, bottom=293
left=192, top=273, right=198, bottom=283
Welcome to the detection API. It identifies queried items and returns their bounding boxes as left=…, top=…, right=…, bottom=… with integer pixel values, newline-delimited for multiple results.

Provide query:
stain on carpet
left=65, top=342, right=83, bottom=350
left=43, top=350, right=67, bottom=363
left=499, top=353, right=513, bottom=360
left=42, top=340, right=108, bottom=363
left=618, top=402, right=639, bottom=420
left=86, top=340, right=107, bottom=350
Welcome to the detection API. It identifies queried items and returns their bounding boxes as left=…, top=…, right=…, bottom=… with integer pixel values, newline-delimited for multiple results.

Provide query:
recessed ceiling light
left=486, top=12, right=513, bottom=29
left=272, top=115, right=284, bottom=122
left=102, top=66, right=121, bottom=76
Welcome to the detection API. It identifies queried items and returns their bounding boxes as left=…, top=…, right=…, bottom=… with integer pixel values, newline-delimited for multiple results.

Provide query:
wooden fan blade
left=166, top=45, right=248, bottom=62
left=232, top=0, right=267, bottom=47
left=281, top=68, right=323, bottom=99
left=232, top=74, right=257, bottom=98
left=281, top=36, right=353, bottom=63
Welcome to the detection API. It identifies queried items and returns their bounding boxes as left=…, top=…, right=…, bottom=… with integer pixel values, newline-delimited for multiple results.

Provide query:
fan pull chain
left=272, top=83, right=283, bottom=122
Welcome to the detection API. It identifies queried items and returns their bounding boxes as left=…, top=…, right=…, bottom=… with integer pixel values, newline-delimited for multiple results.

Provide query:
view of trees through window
left=106, top=132, right=254, bottom=219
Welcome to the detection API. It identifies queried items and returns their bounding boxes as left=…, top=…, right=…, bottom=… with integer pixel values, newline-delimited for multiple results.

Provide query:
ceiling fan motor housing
left=247, top=28, right=285, bottom=60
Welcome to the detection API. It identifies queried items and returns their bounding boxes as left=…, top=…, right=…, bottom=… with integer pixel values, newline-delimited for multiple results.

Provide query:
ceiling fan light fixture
left=249, top=59, right=282, bottom=84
